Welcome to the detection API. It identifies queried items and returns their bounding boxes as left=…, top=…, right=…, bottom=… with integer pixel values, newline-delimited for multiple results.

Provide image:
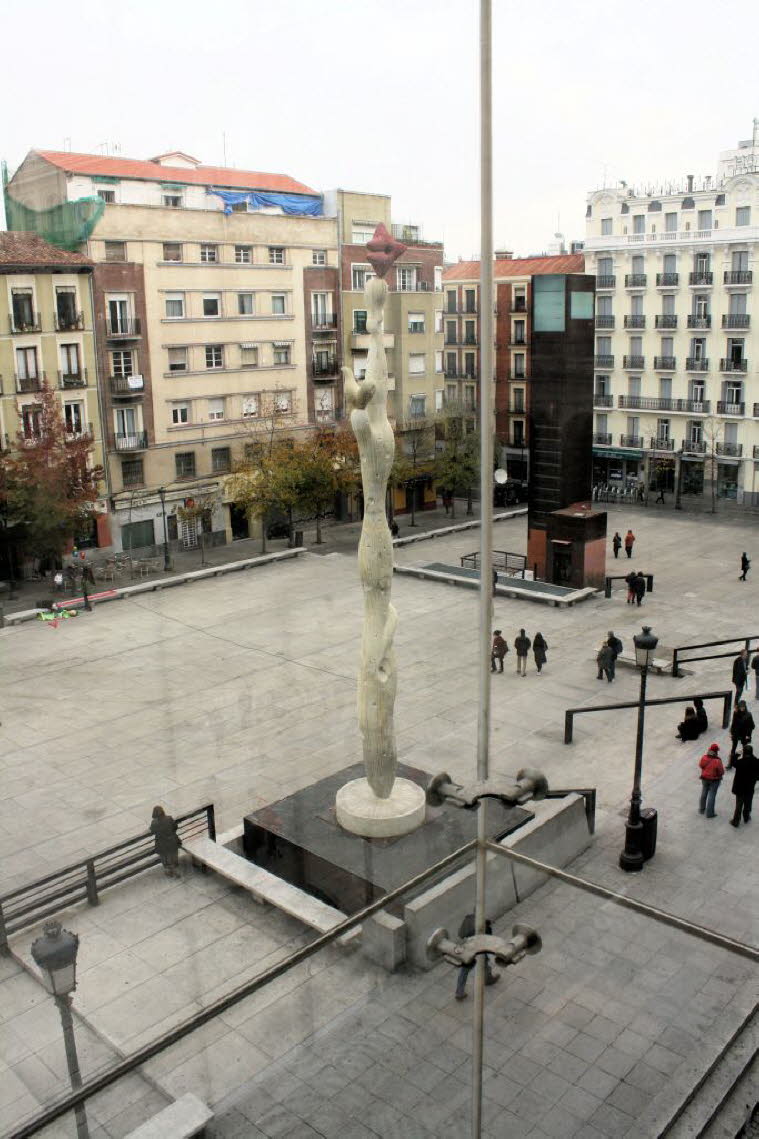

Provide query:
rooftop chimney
left=686, top=174, right=694, bottom=192
left=495, top=249, right=513, bottom=259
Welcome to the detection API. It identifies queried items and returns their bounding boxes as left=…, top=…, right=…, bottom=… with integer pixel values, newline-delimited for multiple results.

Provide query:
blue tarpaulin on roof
left=207, top=188, right=323, bottom=217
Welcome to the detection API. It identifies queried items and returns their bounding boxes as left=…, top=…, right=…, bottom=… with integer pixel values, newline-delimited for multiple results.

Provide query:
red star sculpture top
left=365, top=223, right=407, bottom=279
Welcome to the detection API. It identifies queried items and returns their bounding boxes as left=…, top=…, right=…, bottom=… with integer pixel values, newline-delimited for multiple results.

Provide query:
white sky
left=1, top=0, right=757, bottom=260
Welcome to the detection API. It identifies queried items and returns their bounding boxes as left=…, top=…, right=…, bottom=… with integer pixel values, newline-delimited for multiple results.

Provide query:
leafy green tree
left=392, top=417, right=435, bottom=527
left=434, top=405, right=480, bottom=518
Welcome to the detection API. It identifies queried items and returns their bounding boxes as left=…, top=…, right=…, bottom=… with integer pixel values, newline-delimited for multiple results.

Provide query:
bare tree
left=392, top=416, right=435, bottom=527
left=702, top=415, right=724, bottom=514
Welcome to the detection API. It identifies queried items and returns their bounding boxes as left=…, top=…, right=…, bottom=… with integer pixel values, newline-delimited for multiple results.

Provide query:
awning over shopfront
left=593, top=448, right=644, bottom=460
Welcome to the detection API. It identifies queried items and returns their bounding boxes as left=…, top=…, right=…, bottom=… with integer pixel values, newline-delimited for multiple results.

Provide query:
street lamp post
left=157, top=487, right=171, bottom=571
left=31, top=921, right=90, bottom=1139
left=620, top=625, right=659, bottom=872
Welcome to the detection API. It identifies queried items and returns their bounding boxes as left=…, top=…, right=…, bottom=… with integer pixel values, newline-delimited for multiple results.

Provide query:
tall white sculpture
left=335, top=226, right=426, bottom=838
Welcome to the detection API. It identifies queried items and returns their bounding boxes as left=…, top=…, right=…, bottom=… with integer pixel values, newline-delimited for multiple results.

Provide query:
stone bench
left=124, top=1093, right=212, bottom=1138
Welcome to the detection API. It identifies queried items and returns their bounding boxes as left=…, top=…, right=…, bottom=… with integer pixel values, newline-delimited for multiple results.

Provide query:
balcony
left=723, top=314, right=750, bottom=329
left=623, top=355, right=645, bottom=369
left=593, top=393, right=614, bottom=408
left=511, top=301, right=527, bottom=313
left=54, top=311, right=84, bottom=332
left=649, top=437, right=675, bottom=451
left=594, top=354, right=614, bottom=367
left=716, top=442, right=743, bottom=457
left=15, top=372, right=45, bottom=393
left=593, top=432, right=612, bottom=445
left=110, top=374, right=145, bottom=396
left=686, top=358, right=709, bottom=371
left=625, top=274, right=647, bottom=288
left=65, top=421, right=93, bottom=443
left=511, top=372, right=526, bottom=382
left=716, top=401, right=745, bottom=416
left=655, top=315, right=677, bottom=328
left=683, top=440, right=706, bottom=454
left=311, top=313, right=338, bottom=330
left=107, top=318, right=141, bottom=338
left=618, top=396, right=711, bottom=414
left=595, top=316, right=614, bottom=329
left=656, top=273, right=679, bottom=286
left=724, top=271, right=753, bottom=285
left=620, top=434, right=643, bottom=448
left=689, top=272, right=713, bottom=286
left=463, top=335, right=478, bottom=346
left=58, top=369, right=88, bottom=389
left=10, top=308, right=43, bottom=334
left=114, top=431, right=148, bottom=451
left=311, top=359, right=338, bottom=380
left=624, top=315, right=646, bottom=329
left=510, top=335, right=528, bottom=345
left=596, top=276, right=616, bottom=288
left=687, top=315, right=711, bottom=329
left=509, top=402, right=526, bottom=415
left=654, top=356, right=676, bottom=370
left=720, top=358, right=748, bottom=373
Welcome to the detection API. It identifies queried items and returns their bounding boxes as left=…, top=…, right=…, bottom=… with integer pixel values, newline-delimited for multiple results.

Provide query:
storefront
left=592, top=447, right=644, bottom=488
left=648, top=455, right=675, bottom=493
left=716, top=461, right=740, bottom=500
left=680, top=456, right=705, bottom=497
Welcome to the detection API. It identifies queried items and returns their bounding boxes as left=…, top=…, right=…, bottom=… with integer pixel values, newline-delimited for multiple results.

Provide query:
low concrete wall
left=394, top=564, right=598, bottom=608
left=392, top=508, right=526, bottom=547
left=402, top=794, right=592, bottom=970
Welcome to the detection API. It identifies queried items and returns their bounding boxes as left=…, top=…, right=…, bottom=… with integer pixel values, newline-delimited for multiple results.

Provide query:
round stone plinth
left=335, top=777, right=426, bottom=838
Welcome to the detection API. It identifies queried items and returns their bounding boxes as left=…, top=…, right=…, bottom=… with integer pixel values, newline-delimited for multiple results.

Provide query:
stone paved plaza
left=1, top=504, right=759, bottom=1137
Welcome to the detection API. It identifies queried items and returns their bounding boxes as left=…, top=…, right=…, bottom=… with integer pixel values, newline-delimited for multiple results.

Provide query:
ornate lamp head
left=366, top=223, right=407, bottom=279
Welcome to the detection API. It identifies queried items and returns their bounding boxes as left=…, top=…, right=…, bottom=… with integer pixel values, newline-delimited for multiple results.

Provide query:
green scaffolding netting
left=2, top=184, right=104, bottom=251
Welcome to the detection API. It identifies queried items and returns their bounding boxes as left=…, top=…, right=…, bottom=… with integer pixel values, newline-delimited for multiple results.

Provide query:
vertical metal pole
left=473, top=0, right=494, bottom=1136
left=159, top=487, right=170, bottom=571
left=56, top=996, right=90, bottom=1139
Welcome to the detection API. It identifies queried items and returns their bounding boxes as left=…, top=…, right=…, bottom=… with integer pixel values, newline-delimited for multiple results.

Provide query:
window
left=631, top=254, right=644, bottom=274
left=168, top=347, right=187, bottom=372
left=273, top=345, right=291, bottom=365
left=238, top=293, right=254, bottom=315
left=163, top=193, right=182, bottom=208
left=241, top=344, right=259, bottom=368
left=56, top=288, right=78, bottom=329
left=687, top=420, right=703, bottom=445
left=629, top=336, right=643, bottom=355
left=230, top=201, right=248, bottom=213
left=662, top=294, right=675, bottom=316
left=104, top=240, right=126, bottom=261
left=633, top=215, right=645, bottom=234
left=352, top=264, right=374, bottom=290
left=733, top=250, right=749, bottom=271
left=212, top=447, right=231, bottom=472
left=353, top=310, right=367, bottom=333
left=235, top=245, right=252, bottom=264
left=273, top=390, right=292, bottom=413
left=729, top=293, right=748, bottom=315
left=397, top=266, right=417, bottom=291
left=445, top=352, right=457, bottom=377
left=175, top=452, right=196, bottom=478
left=312, top=250, right=327, bottom=265
left=513, top=353, right=526, bottom=378
left=408, top=312, right=425, bottom=333
left=596, top=336, right=611, bottom=356
left=352, top=226, right=376, bottom=244
left=665, top=212, right=677, bottom=233
left=200, top=244, right=218, bottom=263
left=596, top=298, right=611, bottom=317
left=435, top=350, right=443, bottom=373
left=597, top=257, right=613, bottom=277
left=434, top=266, right=442, bottom=291
left=12, top=290, right=35, bottom=329
left=22, top=405, right=42, bottom=438
left=172, top=403, right=190, bottom=425
left=464, top=320, right=476, bottom=344
left=595, top=413, right=607, bottom=434
left=268, top=246, right=285, bottom=264
left=163, top=242, right=182, bottom=262
left=435, top=310, right=443, bottom=333
left=445, top=320, right=457, bottom=345
left=736, top=207, right=751, bottom=227
left=408, top=353, right=426, bottom=375
left=446, top=291, right=457, bottom=314
left=312, top=293, right=332, bottom=325
left=64, top=402, right=84, bottom=435
left=112, top=350, right=135, bottom=377
left=435, top=389, right=444, bottom=412
left=61, top=344, right=80, bottom=378
left=121, top=459, right=144, bottom=488
left=694, top=295, right=709, bottom=318
left=97, top=189, right=115, bottom=204
left=631, top=295, right=644, bottom=316
left=203, top=295, right=221, bottom=317
left=465, top=289, right=477, bottom=313
left=465, top=352, right=476, bottom=378
left=205, top=344, right=223, bottom=369
left=595, top=375, right=609, bottom=396
left=697, top=209, right=712, bottom=231
left=208, top=398, right=225, bottom=421
left=601, top=217, right=612, bottom=235
left=409, top=395, right=426, bottom=418
left=15, top=346, right=38, bottom=379
left=165, top=293, right=185, bottom=319
left=271, top=294, right=286, bottom=315
left=242, top=394, right=259, bottom=417
left=663, top=253, right=677, bottom=274
left=660, top=339, right=674, bottom=359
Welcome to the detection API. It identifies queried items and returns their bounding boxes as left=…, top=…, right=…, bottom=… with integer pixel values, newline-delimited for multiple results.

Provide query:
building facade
left=585, top=134, right=759, bottom=504
left=6, top=150, right=340, bottom=549
left=0, top=232, right=108, bottom=546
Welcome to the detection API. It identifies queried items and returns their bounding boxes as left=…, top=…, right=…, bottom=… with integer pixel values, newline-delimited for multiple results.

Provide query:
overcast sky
left=2, top=0, right=756, bottom=260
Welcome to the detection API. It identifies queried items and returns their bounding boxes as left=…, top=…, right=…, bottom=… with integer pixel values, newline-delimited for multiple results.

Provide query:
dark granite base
left=243, top=763, right=531, bottom=915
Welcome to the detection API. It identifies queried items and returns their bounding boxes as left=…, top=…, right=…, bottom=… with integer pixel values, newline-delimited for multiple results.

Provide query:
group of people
left=624, top=571, right=647, bottom=607
left=611, top=530, right=636, bottom=559
left=697, top=741, right=759, bottom=827
left=491, top=629, right=548, bottom=675
left=596, top=630, right=623, bottom=682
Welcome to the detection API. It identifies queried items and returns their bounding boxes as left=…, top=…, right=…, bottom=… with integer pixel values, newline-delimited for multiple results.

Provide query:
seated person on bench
left=676, top=706, right=700, bottom=742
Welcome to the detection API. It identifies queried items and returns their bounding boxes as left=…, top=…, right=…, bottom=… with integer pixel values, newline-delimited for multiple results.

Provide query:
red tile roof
left=0, top=232, right=92, bottom=267
left=35, top=150, right=319, bottom=196
left=443, top=253, right=585, bottom=281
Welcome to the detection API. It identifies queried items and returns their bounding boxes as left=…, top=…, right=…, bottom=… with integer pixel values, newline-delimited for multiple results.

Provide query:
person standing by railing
left=150, top=806, right=181, bottom=877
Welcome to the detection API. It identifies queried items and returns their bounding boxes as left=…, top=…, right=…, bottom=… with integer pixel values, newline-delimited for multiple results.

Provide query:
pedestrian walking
left=612, top=532, right=622, bottom=559
left=533, top=633, right=548, bottom=673
left=597, top=641, right=614, bottom=683
left=729, top=699, right=754, bottom=766
left=514, top=629, right=531, bottom=676
left=607, top=631, right=623, bottom=680
left=624, top=529, right=635, bottom=559
left=676, top=707, right=700, bottom=742
left=80, top=563, right=94, bottom=613
left=492, top=567, right=499, bottom=590
left=733, top=649, right=749, bottom=704
left=491, top=630, right=508, bottom=674
left=730, top=744, right=759, bottom=827
left=390, top=520, right=399, bottom=538
left=698, top=743, right=724, bottom=818
left=455, top=912, right=500, bottom=1000
left=625, top=571, right=637, bottom=604
left=633, top=572, right=646, bottom=607
left=150, top=805, right=182, bottom=877
left=693, top=697, right=708, bottom=736
left=740, top=552, right=750, bottom=581
left=752, top=653, right=759, bottom=699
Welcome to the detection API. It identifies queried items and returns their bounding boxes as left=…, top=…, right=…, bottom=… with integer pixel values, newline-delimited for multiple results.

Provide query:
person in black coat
left=676, top=707, right=700, bottom=741
left=532, top=633, right=548, bottom=673
left=514, top=629, right=531, bottom=676
left=740, top=552, right=750, bottom=581
left=150, top=805, right=181, bottom=877
left=693, top=697, right=708, bottom=736
left=633, top=573, right=646, bottom=607
left=729, top=699, right=755, bottom=765
left=730, top=744, right=759, bottom=826
left=733, top=650, right=749, bottom=703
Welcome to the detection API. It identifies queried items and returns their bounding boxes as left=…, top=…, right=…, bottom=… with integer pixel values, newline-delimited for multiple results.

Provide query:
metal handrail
left=564, top=691, right=733, bottom=744
left=0, top=804, right=215, bottom=951
left=672, top=635, right=759, bottom=678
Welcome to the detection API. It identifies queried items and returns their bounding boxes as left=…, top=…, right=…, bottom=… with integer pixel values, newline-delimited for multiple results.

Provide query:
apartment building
left=6, top=150, right=339, bottom=549
left=585, top=133, right=759, bottom=504
left=0, top=232, right=108, bottom=545
left=328, top=190, right=444, bottom=514
left=442, top=253, right=586, bottom=482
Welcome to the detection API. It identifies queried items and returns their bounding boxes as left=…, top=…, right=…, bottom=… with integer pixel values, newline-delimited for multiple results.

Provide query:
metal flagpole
left=473, top=0, right=494, bottom=1134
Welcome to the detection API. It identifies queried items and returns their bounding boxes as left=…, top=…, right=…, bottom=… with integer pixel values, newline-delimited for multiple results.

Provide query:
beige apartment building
left=6, top=150, right=339, bottom=550
left=585, top=132, right=759, bottom=505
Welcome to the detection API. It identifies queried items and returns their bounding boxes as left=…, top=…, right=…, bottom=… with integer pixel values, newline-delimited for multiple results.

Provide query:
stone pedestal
left=335, top=777, right=426, bottom=838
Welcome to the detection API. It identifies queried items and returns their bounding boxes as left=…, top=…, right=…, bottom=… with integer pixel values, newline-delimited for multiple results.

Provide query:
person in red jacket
left=624, top=530, right=635, bottom=559
left=698, top=743, right=725, bottom=818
